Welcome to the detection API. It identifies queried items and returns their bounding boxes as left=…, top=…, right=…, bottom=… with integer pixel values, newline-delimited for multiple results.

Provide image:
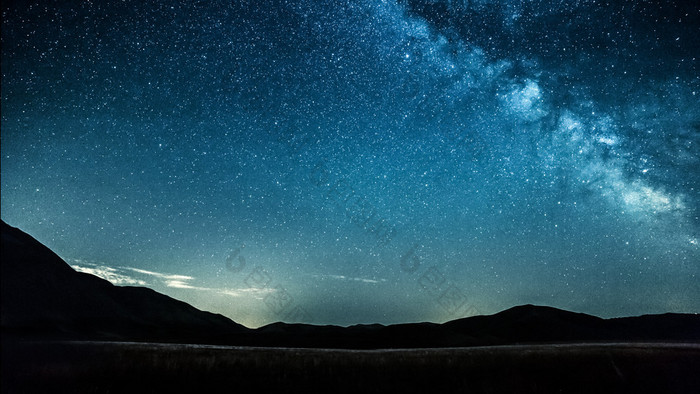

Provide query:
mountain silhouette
left=1, top=220, right=249, bottom=343
left=2, top=220, right=699, bottom=348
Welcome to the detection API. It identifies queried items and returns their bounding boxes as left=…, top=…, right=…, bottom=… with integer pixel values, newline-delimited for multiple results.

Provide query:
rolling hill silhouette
left=1, top=220, right=249, bottom=343
left=2, top=220, right=699, bottom=348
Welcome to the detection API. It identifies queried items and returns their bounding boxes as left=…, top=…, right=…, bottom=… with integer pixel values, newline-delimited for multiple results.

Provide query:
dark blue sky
left=2, top=0, right=698, bottom=327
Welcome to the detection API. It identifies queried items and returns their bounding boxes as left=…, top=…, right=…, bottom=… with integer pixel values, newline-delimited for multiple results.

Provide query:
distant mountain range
left=2, top=220, right=699, bottom=348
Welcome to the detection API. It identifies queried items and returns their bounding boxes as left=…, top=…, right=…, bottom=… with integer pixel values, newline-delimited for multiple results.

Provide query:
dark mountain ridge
left=1, top=220, right=250, bottom=343
left=2, top=220, right=698, bottom=348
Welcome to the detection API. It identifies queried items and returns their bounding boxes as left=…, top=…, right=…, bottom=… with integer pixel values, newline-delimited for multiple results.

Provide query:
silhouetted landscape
left=2, top=220, right=699, bottom=393
left=4, top=0, right=699, bottom=391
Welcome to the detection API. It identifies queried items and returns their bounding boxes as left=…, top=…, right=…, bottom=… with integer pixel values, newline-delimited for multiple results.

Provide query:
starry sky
left=2, top=0, right=699, bottom=328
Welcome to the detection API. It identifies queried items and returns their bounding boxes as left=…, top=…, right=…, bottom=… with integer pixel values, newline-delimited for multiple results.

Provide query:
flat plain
left=3, top=340, right=699, bottom=393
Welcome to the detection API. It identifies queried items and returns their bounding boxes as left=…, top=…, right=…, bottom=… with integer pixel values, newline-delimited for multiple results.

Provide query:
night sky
left=2, top=0, right=698, bottom=328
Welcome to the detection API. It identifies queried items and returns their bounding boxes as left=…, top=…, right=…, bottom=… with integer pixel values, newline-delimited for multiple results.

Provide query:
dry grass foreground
left=2, top=340, right=699, bottom=393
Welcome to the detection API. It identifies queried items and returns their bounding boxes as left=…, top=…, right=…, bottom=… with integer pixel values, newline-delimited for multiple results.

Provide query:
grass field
left=2, top=341, right=699, bottom=393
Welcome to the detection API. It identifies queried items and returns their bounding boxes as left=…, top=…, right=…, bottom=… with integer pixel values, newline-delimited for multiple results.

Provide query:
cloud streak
left=122, top=267, right=194, bottom=281
left=68, top=260, right=280, bottom=302
left=70, top=261, right=147, bottom=286
left=312, top=274, right=387, bottom=284
left=219, top=287, right=277, bottom=299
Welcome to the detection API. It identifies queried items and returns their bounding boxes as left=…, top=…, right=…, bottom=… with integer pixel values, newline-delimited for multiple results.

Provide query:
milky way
left=2, top=0, right=698, bottom=327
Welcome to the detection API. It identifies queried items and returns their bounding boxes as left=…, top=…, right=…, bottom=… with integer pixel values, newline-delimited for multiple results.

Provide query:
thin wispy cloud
left=69, top=260, right=147, bottom=286
left=219, top=287, right=277, bottom=300
left=312, top=274, right=387, bottom=284
left=122, top=267, right=195, bottom=281
left=164, top=279, right=216, bottom=291
left=121, top=267, right=203, bottom=290
left=68, top=259, right=280, bottom=301
left=67, top=260, right=198, bottom=289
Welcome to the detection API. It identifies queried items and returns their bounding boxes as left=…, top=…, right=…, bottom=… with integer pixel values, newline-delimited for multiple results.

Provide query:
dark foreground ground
left=2, top=341, right=699, bottom=394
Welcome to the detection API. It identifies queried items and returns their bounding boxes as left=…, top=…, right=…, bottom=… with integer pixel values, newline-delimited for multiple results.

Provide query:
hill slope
left=1, top=220, right=249, bottom=342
